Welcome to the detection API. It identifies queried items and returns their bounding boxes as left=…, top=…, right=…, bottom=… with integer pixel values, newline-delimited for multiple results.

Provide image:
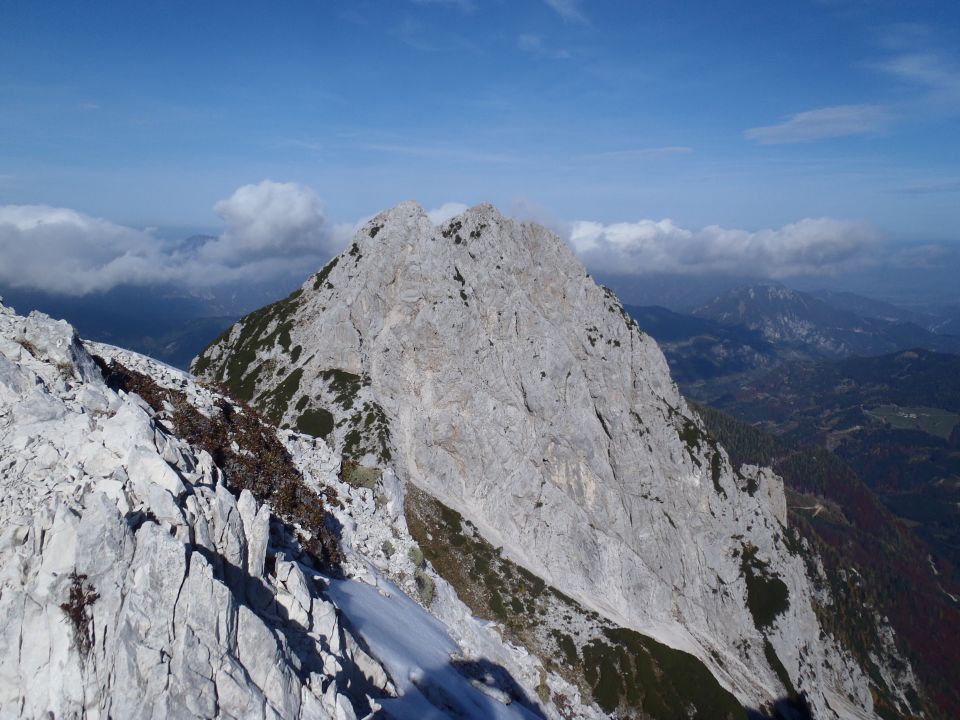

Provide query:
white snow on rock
left=0, top=301, right=587, bottom=720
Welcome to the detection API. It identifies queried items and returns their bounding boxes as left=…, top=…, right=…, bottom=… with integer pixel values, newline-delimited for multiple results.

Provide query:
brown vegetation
left=60, top=571, right=99, bottom=656
left=92, top=355, right=342, bottom=570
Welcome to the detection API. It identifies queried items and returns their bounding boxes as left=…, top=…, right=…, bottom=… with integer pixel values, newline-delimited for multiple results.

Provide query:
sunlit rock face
left=195, top=202, right=907, bottom=718
left=0, top=299, right=601, bottom=720
left=0, top=302, right=387, bottom=720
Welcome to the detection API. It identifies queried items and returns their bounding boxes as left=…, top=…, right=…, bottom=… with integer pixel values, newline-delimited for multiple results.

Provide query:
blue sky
left=2, top=0, right=960, bottom=294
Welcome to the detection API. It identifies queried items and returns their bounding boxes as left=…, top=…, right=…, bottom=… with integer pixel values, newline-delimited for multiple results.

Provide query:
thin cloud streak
left=872, top=51, right=960, bottom=113
left=543, top=0, right=586, bottom=23
left=582, top=146, right=692, bottom=160
left=358, top=142, right=519, bottom=164
left=894, top=179, right=960, bottom=195
left=745, top=104, right=888, bottom=144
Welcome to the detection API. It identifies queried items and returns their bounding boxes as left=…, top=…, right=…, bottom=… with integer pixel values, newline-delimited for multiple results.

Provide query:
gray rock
left=0, top=300, right=406, bottom=720
left=195, top=201, right=911, bottom=718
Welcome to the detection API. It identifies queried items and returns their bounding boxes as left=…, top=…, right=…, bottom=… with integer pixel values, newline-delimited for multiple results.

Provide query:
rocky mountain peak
left=193, top=202, right=918, bottom=718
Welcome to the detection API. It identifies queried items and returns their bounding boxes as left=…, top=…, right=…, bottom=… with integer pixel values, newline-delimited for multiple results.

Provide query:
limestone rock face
left=0, top=303, right=384, bottom=720
left=1, top=300, right=594, bottom=720
left=195, top=202, right=911, bottom=718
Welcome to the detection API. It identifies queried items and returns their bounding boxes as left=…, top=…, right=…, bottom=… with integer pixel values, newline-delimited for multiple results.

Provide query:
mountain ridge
left=194, top=201, right=918, bottom=718
left=693, top=282, right=960, bottom=359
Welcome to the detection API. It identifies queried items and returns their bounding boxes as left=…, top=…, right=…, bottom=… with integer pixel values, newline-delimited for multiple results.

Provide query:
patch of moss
left=741, top=544, right=791, bottom=630
left=710, top=441, right=727, bottom=496
left=296, top=407, right=334, bottom=439
left=312, top=256, right=339, bottom=290
left=339, top=458, right=382, bottom=490
left=551, top=630, right=578, bottom=667
left=232, top=362, right=265, bottom=402
left=408, top=545, right=425, bottom=567
left=679, top=418, right=703, bottom=452
left=191, top=352, right=213, bottom=376
left=194, top=286, right=304, bottom=400
left=404, top=485, right=744, bottom=719
left=415, top=568, right=435, bottom=604
left=317, top=374, right=392, bottom=462
left=320, top=368, right=366, bottom=410
left=260, top=368, right=304, bottom=425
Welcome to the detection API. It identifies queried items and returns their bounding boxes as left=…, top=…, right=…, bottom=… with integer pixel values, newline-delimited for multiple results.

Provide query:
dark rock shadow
left=367, top=657, right=550, bottom=720
left=748, top=693, right=815, bottom=720
left=326, top=580, right=549, bottom=720
left=189, top=540, right=386, bottom=718
left=452, top=657, right=548, bottom=718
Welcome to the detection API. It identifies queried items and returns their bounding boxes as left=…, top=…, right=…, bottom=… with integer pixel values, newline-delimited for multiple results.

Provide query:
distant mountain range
left=809, top=289, right=933, bottom=326
left=626, top=283, right=960, bottom=391
left=692, top=282, right=960, bottom=359
left=624, top=304, right=778, bottom=383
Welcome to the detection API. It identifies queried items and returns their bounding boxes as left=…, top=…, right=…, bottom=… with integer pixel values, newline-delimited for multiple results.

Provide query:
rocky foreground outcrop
left=195, top=202, right=921, bottom=718
left=0, top=300, right=584, bottom=719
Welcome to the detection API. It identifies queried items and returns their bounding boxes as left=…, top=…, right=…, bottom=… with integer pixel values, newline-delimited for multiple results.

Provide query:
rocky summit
left=194, top=202, right=922, bottom=719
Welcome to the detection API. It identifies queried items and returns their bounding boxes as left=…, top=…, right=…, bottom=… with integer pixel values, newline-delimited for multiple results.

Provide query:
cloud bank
left=0, top=181, right=342, bottom=296
left=0, top=186, right=885, bottom=296
left=567, top=216, right=880, bottom=278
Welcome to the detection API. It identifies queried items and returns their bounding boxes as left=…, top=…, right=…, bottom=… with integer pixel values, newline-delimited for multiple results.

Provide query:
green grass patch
left=260, top=368, right=303, bottom=425
left=864, top=404, right=960, bottom=440
left=312, top=256, right=339, bottom=290
left=404, top=485, right=744, bottom=718
left=741, top=544, right=790, bottom=631
left=296, top=407, right=334, bottom=439
left=339, top=458, right=381, bottom=490
left=193, top=286, right=304, bottom=400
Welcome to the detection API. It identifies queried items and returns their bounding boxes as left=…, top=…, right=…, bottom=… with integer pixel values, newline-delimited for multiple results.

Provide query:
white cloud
left=0, top=181, right=339, bottom=295
left=873, top=51, right=960, bottom=112
left=567, top=216, right=880, bottom=278
left=745, top=104, right=888, bottom=144
left=543, top=0, right=585, bottom=23
left=202, top=181, right=330, bottom=263
left=0, top=205, right=169, bottom=295
left=426, top=202, right=469, bottom=224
